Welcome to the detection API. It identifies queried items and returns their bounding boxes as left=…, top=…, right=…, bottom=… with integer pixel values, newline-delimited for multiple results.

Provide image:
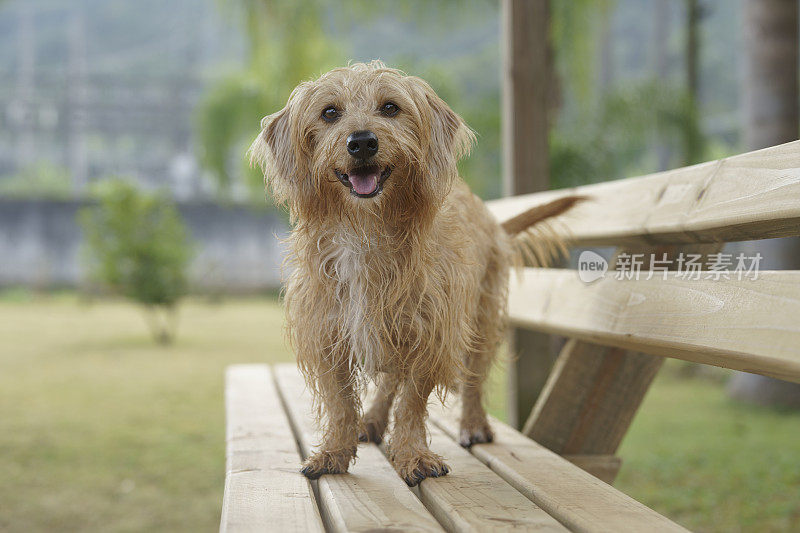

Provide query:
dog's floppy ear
left=425, top=91, right=475, bottom=164
left=250, top=84, right=314, bottom=205
left=408, top=77, right=475, bottom=187
left=249, top=106, right=296, bottom=204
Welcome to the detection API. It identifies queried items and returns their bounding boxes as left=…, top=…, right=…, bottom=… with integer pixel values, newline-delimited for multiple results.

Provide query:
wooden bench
left=220, top=140, right=800, bottom=532
left=221, top=363, right=687, bottom=532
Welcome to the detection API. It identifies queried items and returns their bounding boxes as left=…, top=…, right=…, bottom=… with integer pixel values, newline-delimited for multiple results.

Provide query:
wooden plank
left=486, top=140, right=800, bottom=246
left=509, top=268, right=800, bottom=383
left=501, top=0, right=558, bottom=431
left=563, top=455, right=622, bottom=485
left=501, top=0, right=550, bottom=197
left=523, top=340, right=664, bottom=456
left=522, top=245, right=716, bottom=476
left=520, top=245, right=700, bottom=473
left=506, top=329, right=558, bottom=429
left=417, top=422, right=568, bottom=532
left=273, top=363, right=445, bottom=533
left=220, top=365, right=324, bottom=533
left=428, top=402, right=689, bottom=533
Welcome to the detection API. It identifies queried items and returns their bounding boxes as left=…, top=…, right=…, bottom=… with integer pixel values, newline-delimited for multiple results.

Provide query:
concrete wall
left=0, top=198, right=287, bottom=291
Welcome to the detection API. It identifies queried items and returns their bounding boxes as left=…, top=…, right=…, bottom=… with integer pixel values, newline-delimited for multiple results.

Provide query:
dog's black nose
left=346, top=130, right=379, bottom=160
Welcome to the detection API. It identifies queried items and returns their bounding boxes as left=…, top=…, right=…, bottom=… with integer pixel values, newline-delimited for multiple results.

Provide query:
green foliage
left=551, top=80, right=705, bottom=188
left=197, top=0, right=708, bottom=199
left=198, top=0, right=502, bottom=199
left=197, top=0, right=343, bottom=197
left=551, top=0, right=612, bottom=114
left=0, top=162, right=72, bottom=199
left=78, top=180, right=192, bottom=343
left=550, top=1, right=707, bottom=188
left=393, top=53, right=502, bottom=199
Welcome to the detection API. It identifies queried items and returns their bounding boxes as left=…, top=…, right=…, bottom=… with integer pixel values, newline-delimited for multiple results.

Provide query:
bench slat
left=509, top=268, right=800, bottom=383
left=419, top=422, right=569, bottom=532
left=221, top=365, right=324, bottom=533
left=522, top=340, right=663, bottom=457
left=487, top=140, right=800, bottom=246
left=273, top=363, right=445, bottom=533
left=428, top=402, right=689, bottom=533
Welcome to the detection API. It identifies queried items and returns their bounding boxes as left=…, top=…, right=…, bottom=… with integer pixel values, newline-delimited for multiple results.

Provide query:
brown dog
left=250, top=61, right=577, bottom=486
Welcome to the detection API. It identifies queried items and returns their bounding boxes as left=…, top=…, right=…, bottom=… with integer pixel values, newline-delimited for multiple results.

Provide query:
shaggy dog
left=250, top=61, right=578, bottom=486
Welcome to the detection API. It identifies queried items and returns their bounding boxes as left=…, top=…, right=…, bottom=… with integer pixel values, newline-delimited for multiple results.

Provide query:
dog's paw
left=390, top=449, right=450, bottom=487
left=458, top=420, right=494, bottom=448
left=300, top=448, right=356, bottom=480
left=358, top=417, right=387, bottom=444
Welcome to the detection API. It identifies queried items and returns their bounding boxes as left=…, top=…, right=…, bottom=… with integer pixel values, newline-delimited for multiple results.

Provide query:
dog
left=250, top=61, right=579, bottom=486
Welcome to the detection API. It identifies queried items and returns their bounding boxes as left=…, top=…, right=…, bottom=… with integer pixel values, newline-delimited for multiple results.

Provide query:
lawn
left=0, top=294, right=797, bottom=532
left=616, top=366, right=800, bottom=532
left=0, top=293, right=292, bottom=532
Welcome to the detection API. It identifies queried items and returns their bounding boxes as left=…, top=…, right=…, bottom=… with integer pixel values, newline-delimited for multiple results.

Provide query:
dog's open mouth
left=335, top=165, right=392, bottom=198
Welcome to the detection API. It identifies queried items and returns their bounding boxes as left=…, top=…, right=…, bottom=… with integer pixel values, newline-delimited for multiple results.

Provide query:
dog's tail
left=501, top=195, right=585, bottom=267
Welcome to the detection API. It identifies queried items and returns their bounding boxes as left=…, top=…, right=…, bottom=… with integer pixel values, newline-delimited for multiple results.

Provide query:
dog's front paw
left=458, top=419, right=494, bottom=448
left=358, top=416, right=387, bottom=444
left=300, top=448, right=356, bottom=480
left=390, top=449, right=450, bottom=487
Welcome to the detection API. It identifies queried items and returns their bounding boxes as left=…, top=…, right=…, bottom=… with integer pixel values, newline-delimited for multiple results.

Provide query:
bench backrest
left=487, top=140, right=800, bottom=385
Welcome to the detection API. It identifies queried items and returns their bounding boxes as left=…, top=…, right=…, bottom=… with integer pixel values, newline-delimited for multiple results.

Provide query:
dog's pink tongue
left=349, top=170, right=379, bottom=195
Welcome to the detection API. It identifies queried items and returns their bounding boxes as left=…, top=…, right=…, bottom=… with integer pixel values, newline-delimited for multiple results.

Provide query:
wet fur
left=250, top=61, right=575, bottom=486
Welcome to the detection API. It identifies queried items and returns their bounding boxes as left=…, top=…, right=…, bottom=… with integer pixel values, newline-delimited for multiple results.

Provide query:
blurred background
left=0, top=0, right=798, bottom=531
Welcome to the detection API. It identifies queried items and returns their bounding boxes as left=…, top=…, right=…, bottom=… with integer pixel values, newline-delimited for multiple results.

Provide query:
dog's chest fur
left=327, top=229, right=405, bottom=375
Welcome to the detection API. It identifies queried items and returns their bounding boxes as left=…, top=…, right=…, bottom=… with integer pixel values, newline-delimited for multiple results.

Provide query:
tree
left=728, top=0, right=800, bottom=408
left=682, top=0, right=706, bottom=165
left=196, top=0, right=342, bottom=199
left=549, top=1, right=706, bottom=188
left=197, top=1, right=505, bottom=200
left=79, top=181, right=193, bottom=344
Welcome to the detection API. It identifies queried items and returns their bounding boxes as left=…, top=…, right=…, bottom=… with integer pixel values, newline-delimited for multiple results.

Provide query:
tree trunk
left=728, top=0, right=800, bottom=408
left=683, top=0, right=705, bottom=164
left=653, top=0, right=671, bottom=170
left=742, top=0, right=798, bottom=149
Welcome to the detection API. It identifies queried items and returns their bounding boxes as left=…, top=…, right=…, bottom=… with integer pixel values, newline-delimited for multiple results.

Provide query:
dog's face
left=251, top=62, right=474, bottom=224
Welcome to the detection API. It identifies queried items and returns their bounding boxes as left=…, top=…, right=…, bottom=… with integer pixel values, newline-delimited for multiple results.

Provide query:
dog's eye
left=321, top=106, right=340, bottom=122
left=380, top=102, right=400, bottom=117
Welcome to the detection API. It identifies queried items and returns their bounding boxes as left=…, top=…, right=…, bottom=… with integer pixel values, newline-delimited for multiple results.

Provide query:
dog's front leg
left=300, top=359, right=359, bottom=480
left=388, top=376, right=449, bottom=486
left=359, top=371, right=399, bottom=444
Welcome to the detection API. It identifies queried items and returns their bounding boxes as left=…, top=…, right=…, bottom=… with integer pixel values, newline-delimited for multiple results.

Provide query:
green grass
left=615, top=363, right=800, bottom=532
left=0, top=295, right=797, bottom=532
left=0, top=295, right=292, bottom=532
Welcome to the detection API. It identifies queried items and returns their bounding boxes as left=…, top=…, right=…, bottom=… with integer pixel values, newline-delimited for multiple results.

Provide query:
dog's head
left=250, top=61, right=475, bottom=224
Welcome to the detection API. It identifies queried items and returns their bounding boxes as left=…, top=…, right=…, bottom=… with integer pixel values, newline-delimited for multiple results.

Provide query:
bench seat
left=220, top=363, right=688, bottom=533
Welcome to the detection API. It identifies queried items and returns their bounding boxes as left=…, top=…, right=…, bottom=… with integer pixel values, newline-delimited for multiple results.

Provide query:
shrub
left=79, top=181, right=192, bottom=344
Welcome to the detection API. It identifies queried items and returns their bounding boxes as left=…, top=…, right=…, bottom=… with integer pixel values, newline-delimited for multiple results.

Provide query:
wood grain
left=416, top=422, right=568, bottom=532
left=501, top=0, right=558, bottom=432
left=563, top=455, right=622, bottom=485
left=523, top=340, right=663, bottom=455
left=428, top=401, right=689, bottom=533
left=501, top=0, right=550, bottom=197
left=220, top=365, right=324, bottom=533
left=273, top=363, right=445, bottom=533
left=506, top=329, right=557, bottom=429
left=486, top=140, right=800, bottom=246
left=520, top=245, right=718, bottom=460
left=509, top=268, right=800, bottom=383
